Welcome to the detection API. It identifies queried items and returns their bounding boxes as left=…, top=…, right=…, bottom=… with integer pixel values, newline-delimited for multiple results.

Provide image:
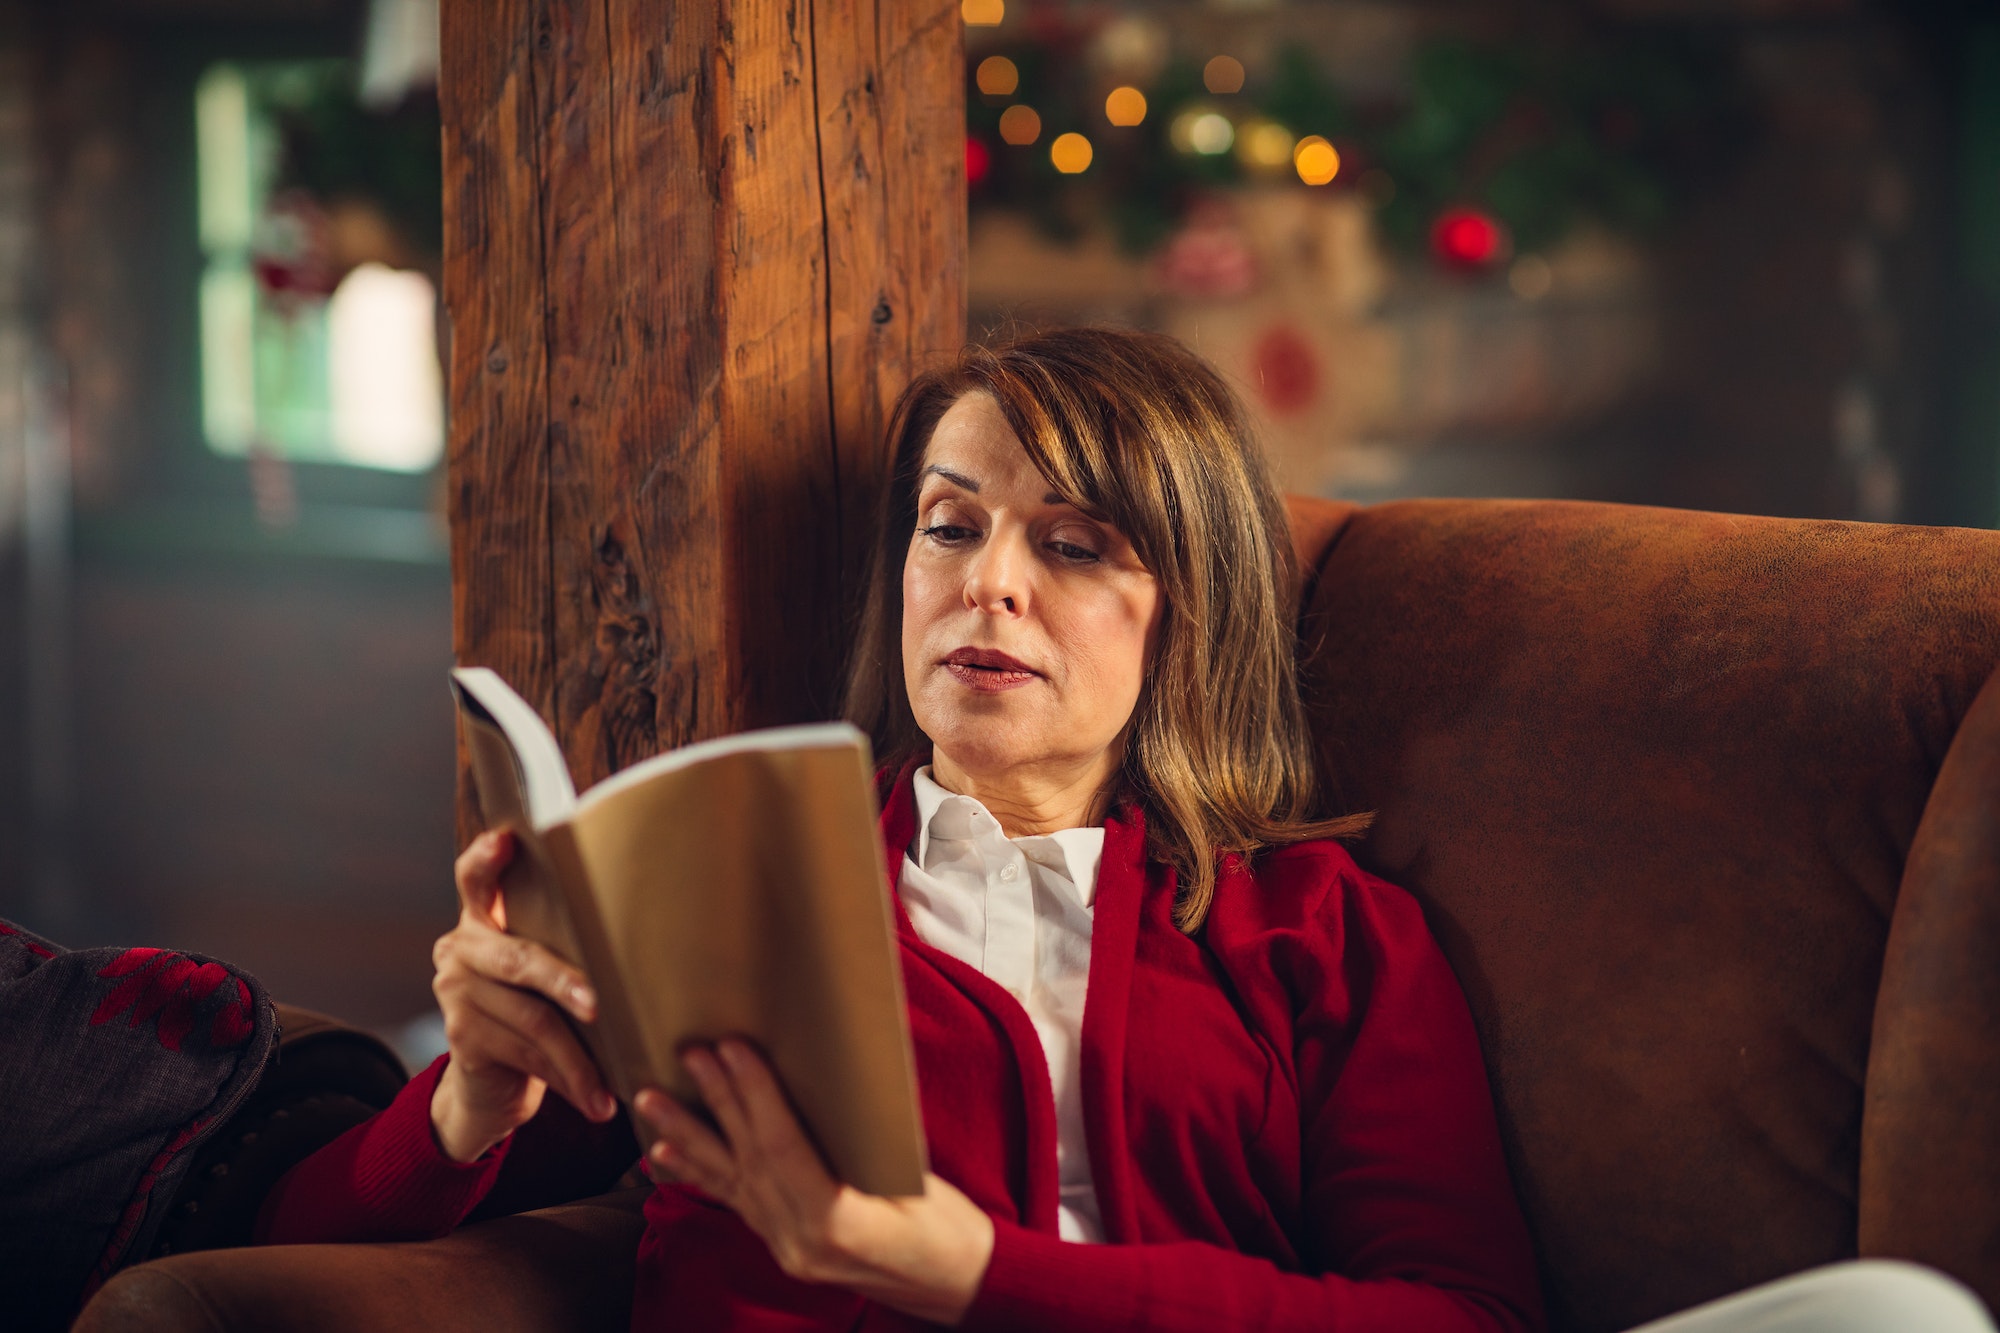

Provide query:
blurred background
left=0, top=0, right=1994, bottom=1054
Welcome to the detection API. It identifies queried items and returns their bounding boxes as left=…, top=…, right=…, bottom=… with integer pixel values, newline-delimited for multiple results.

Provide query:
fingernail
left=569, top=983, right=596, bottom=1015
left=594, top=1092, right=616, bottom=1119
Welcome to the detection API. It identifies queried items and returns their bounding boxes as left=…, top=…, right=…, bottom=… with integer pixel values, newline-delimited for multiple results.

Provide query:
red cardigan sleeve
left=963, top=855, right=1544, bottom=1333
left=253, top=1054, right=640, bottom=1245
left=254, top=1055, right=509, bottom=1245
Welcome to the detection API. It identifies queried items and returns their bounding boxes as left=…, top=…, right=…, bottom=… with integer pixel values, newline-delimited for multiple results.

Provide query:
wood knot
left=871, top=299, right=893, bottom=325
left=486, top=349, right=509, bottom=374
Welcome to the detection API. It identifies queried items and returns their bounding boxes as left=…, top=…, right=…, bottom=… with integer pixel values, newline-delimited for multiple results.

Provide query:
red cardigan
left=260, top=766, right=1545, bottom=1333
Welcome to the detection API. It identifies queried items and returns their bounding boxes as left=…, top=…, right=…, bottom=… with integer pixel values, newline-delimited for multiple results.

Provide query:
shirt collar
left=911, top=766, right=1106, bottom=906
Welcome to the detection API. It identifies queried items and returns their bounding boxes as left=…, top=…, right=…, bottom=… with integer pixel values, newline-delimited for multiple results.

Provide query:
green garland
left=253, top=61, right=443, bottom=264
left=969, top=29, right=1748, bottom=260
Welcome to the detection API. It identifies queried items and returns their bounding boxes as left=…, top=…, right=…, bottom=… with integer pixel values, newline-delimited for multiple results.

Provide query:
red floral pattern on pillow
left=90, top=949, right=255, bottom=1051
left=0, top=921, right=55, bottom=960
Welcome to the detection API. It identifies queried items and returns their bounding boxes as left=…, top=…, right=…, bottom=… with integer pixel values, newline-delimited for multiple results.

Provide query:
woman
left=256, top=328, right=1986, bottom=1333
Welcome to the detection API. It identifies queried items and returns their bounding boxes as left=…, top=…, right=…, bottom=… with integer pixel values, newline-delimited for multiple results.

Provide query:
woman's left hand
left=634, top=1040, right=995, bottom=1326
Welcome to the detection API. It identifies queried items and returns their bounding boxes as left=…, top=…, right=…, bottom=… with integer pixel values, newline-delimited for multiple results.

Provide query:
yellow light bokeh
left=1203, top=55, right=1245, bottom=95
left=961, top=0, right=1004, bottom=26
left=1050, top=132, right=1094, bottom=174
left=998, top=104, right=1042, bottom=146
left=1239, top=120, right=1295, bottom=170
left=1104, top=86, right=1147, bottom=127
left=1293, top=135, right=1340, bottom=186
left=1187, top=112, right=1234, bottom=155
left=975, top=56, right=1019, bottom=97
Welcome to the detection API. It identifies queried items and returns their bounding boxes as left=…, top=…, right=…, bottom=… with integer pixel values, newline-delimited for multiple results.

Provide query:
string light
left=966, top=136, right=991, bottom=186
left=1104, top=86, right=1147, bottom=127
left=1203, top=55, right=1245, bottom=95
left=961, top=0, right=1003, bottom=26
left=1293, top=136, right=1340, bottom=186
left=1238, top=120, right=1295, bottom=171
left=1168, top=109, right=1236, bottom=155
left=975, top=56, right=1018, bottom=97
left=1431, top=206, right=1507, bottom=269
left=998, top=104, right=1041, bottom=146
left=1050, top=132, right=1094, bottom=174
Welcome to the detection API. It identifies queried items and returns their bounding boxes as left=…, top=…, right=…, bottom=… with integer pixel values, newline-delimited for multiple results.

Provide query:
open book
left=449, top=666, right=927, bottom=1197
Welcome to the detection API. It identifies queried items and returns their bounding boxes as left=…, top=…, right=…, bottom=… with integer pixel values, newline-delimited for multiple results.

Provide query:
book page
left=456, top=702, right=588, bottom=983
left=449, top=667, right=577, bottom=828
left=566, top=737, right=927, bottom=1197
left=575, top=721, right=868, bottom=813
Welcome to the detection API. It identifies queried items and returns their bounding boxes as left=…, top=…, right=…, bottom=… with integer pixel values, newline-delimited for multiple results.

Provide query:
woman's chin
left=919, top=718, right=1045, bottom=781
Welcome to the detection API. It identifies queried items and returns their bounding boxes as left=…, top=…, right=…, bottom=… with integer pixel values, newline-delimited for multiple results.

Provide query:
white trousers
left=1628, top=1261, right=1995, bottom=1333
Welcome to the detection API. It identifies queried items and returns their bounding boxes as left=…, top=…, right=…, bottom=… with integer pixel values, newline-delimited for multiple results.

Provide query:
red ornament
left=250, top=191, right=340, bottom=305
left=1251, top=324, right=1319, bottom=416
left=1430, top=207, right=1507, bottom=270
left=1152, top=203, right=1257, bottom=300
left=966, top=136, right=992, bottom=187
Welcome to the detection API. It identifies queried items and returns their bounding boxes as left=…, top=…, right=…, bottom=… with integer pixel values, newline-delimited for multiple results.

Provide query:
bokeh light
left=998, top=104, right=1042, bottom=146
left=1431, top=206, right=1508, bottom=269
left=1239, top=120, right=1296, bottom=171
left=1168, top=110, right=1232, bottom=154
left=1050, top=132, right=1094, bottom=174
left=1293, top=135, right=1340, bottom=186
left=1203, top=55, right=1245, bottom=95
left=1091, top=14, right=1169, bottom=84
left=1104, top=86, right=1147, bottom=127
left=975, top=56, right=1019, bottom=97
left=961, top=0, right=1004, bottom=27
left=966, top=136, right=991, bottom=186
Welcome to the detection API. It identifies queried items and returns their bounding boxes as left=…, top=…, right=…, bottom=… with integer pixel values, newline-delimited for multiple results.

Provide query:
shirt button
left=999, top=862, right=1021, bottom=882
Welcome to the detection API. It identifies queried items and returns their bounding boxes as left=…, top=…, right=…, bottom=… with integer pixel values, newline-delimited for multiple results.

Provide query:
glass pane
left=193, top=59, right=443, bottom=474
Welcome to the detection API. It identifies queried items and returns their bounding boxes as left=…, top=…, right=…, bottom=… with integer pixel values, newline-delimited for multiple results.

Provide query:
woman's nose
left=964, top=529, right=1030, bottom=614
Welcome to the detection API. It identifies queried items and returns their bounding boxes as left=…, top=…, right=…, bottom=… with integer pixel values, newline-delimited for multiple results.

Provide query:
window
left=195, top=61, right=443, bottom=474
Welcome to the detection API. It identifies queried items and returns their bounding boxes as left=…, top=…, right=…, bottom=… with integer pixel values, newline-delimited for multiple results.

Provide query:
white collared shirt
left=898, top=766, right=1106, bottom=1243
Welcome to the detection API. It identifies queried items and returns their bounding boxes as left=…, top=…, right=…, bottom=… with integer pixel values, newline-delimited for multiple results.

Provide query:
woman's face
left=901, top=392, right=1163, bottom=789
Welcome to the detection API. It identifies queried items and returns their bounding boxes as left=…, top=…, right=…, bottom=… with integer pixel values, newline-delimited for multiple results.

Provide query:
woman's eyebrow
left=919, top=464, right=1069, bottom=509
left=920, top=464, right=979, bottom=492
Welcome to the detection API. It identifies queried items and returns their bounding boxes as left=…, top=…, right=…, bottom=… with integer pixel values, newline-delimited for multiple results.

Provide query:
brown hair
left=843, top=326, right=1369, bottom=933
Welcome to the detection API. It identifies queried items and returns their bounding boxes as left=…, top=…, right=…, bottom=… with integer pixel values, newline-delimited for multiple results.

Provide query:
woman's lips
left=941, top=647, right=1038, bottom=692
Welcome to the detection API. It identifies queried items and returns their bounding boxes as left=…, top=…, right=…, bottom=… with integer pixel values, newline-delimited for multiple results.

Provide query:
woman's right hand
left=428, top=829, right=619, bottom=1163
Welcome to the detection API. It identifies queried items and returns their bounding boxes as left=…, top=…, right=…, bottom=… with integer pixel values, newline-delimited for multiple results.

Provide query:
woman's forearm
left=254, top=1055, right=508, bottom=1246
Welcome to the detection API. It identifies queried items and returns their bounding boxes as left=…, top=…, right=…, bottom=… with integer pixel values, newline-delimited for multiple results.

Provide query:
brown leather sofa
left=75, top=497, right=2000, bottom=1333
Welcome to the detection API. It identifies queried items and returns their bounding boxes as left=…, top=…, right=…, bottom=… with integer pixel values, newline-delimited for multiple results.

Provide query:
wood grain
left=442, top=0, right=553, bottom=847
left=813, top=0, right=969, bottom=658
left=443, top=0, right=964, bottom=831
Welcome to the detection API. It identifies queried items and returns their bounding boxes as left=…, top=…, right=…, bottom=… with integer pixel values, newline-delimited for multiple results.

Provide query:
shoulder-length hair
left=843, top=326, right=1369, bottom=933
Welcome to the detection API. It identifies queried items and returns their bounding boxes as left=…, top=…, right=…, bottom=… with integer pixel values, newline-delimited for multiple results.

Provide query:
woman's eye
left=1047, top=538, right=1102, bottom=564
left=918, top=523, right=977, bottom=545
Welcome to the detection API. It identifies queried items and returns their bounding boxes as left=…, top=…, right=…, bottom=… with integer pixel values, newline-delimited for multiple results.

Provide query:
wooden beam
left=442, top=0, right=965, bottom=837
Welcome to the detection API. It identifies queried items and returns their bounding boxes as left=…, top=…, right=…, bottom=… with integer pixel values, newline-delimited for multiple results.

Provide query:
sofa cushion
left=0, top=920, right=278, bottom=1332
left=1297, top=499, right=2000, bottom=1332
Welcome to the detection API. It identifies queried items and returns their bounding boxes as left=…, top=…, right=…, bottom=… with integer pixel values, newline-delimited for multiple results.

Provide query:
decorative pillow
left=0, top=918, right=277, bottom=1332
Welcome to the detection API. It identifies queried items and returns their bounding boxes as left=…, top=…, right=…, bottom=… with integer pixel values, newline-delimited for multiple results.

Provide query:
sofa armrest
left=149, top=1005, right=409, bottom=1259
left=75, top=1186, right=649, bottom=1333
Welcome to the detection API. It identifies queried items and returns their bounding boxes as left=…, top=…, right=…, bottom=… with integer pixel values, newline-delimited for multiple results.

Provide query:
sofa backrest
left=1284, top=496, right=2000, bottom=1333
